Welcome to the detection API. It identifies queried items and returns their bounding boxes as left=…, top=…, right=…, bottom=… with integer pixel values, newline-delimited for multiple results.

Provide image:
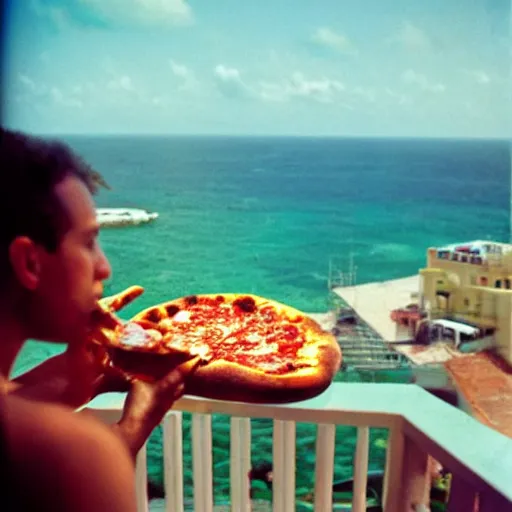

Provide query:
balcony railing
left=85, top=382, right=512, bottom=512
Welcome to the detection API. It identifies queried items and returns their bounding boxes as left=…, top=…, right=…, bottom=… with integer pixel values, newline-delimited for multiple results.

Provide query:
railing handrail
left=85, top=382, right=512, bottom=502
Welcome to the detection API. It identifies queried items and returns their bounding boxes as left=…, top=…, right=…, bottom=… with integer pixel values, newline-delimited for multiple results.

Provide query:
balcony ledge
left=85, top=382, right=512, bottom=502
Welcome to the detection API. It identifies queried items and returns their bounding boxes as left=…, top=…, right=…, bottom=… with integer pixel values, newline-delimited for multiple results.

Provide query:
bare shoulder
left=4, top=396, right=136, bottom=512
left=6, top=395, right=125, bottom=456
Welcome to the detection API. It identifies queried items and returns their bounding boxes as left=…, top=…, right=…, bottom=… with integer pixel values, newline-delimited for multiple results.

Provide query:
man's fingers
left=157, top=356, right=202, bottom=397
left=177, top=356, right=203, bottom=378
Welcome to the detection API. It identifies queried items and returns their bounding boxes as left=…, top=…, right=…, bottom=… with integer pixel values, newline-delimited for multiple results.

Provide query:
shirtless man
left=0, top=129, right=196, bottom=510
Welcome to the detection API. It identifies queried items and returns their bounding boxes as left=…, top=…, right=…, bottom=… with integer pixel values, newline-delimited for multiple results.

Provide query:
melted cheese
left=244, top=342, right=277, bottom=356
left=119, top=323, right=155, bottom=348
left=297, top=344, right=318, bottom=361
left=164, top=334, right=188, bottom=349
left=218, top=324, right=234, bottom=336
left=159, top=310, right=192, bottom=330
left=189, top=344, right=212, bottom=360
left=146, top=329, right=163, bottom=342
left=173, top=310, right=192, bottom=323
left=245, top=333, right=263, bottom=343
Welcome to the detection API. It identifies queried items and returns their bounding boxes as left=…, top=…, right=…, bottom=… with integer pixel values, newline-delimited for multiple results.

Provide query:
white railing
left=85, top=383, right=512, bottom=512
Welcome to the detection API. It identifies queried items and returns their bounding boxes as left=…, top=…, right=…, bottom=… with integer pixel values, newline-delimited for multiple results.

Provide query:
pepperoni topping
left=233, top=296, right=257, bottom=313
left=165, top=305, right=180, bottom=317
left=146, top=296, right=308, bottom=374
left=146, top=309, right=162, bottom=323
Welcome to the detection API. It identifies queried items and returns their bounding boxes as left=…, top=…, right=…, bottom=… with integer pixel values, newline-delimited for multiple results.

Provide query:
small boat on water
left=96, top=208, right=159, bottom=227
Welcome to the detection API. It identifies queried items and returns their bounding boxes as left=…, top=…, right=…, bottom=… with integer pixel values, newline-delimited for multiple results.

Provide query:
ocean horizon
left=29, top=132, right=512, bottom=142
left=12, top=134, right=510, bottom=507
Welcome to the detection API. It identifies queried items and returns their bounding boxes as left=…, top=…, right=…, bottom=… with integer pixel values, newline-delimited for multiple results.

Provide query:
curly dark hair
left=0, top=128, right=110, bottom=284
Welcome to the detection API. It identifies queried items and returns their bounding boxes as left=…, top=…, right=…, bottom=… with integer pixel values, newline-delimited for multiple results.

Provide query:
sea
left=12, top=135, right=510, bottom=507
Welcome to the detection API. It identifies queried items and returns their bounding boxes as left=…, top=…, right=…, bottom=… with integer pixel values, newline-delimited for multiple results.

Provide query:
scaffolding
left=327, top=253, right=410, bottom=371
left=327, top=252, right=358, bottom=313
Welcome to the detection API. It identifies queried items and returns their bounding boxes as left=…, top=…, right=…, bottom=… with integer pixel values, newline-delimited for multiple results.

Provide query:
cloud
left=170, top=59, right=199, bottom=91
left=104, top=74, right=166, bottom=106
left=18, top=74, right=47, bottom=96
left=214, top=65, right=254, bottom=99
left=170, top=60, right=190, bottom=79
left=384, top=88, right=412, bottom=106
left=30, top=0, right=193, bottom=29
left=51, top=87, right=83, bottom=108
left=311, top=27, right=356, bottom=55
left=83, top=0, right=193, bottom=27
left=401, top=69, right=445, bottom=93
left=212, top=66, right=347, bottom=104
left=352, top=87, right=377, bottom=103
left=260, top=72, right=345, bottom=104
left=29, top=69, right=176, bottom=111
left=107, top=75, right=135, bottom=92
left=463, top=69, right=491, bottom=85
left=18, top=74, right=83, bottom=108
left=30, top=0, right=72, bottom=30
left=389, top=21, right=432, bottom=51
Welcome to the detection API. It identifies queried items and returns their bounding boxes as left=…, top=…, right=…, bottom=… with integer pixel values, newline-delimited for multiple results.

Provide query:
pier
left=325, top=256, right=460, bottom=393
left=325, top=256, right=412, bottom=371
left=331, top=274, right=420, bottom=343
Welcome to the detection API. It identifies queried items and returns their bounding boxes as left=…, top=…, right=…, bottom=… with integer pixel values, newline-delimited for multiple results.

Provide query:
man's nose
left=96, top=246, right=112, bottom=281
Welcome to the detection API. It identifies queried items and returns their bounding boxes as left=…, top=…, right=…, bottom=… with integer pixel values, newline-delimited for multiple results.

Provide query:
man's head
left=0, top=129, right=112, bottom=344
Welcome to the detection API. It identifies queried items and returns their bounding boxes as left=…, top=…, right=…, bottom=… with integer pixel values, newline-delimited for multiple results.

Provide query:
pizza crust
left=111, top=293, right=342, bottom=403
left=185, top=330, right=341, bottom=403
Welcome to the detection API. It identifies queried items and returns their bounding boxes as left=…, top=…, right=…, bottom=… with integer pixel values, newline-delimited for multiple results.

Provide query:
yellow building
left=419, top=240, right=512, bottom=365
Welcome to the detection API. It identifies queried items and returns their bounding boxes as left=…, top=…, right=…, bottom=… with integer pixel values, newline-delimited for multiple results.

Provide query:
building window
left=464, top=298, right=470, bottom=307
left=480, top=276, right=488, bottom=286
left=505, top=279, right=511, bottom=289
left=496, top=280, right=502, bottom=288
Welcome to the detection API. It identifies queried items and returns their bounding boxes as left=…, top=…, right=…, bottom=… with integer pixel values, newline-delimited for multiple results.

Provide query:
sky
left=2, top=0, right=511, bottom=137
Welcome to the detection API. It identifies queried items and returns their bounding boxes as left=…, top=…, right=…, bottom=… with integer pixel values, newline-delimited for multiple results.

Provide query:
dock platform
left=332, top=275, right=419, bottom=342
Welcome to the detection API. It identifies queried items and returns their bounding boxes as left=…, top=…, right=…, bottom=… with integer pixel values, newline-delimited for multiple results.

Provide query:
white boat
left=96, top=208, right=159, bottom=227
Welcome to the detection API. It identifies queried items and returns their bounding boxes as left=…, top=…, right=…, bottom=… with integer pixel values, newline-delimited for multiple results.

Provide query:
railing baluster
left=447, top=475, right=479, bottom=512
left=230, top=417, right=251, bottom=512
left=352, top=426, right=370, bottom=512
left=401, top=435, right=431, bottom=510
left=382, top=425, right=405, bottom=512
left=135, top=443, right=149, bottom=512
left=192, top=413, right=214, bottom=512
left=273, top=420, right=296, bottom=512
left=314, top=423, right=336, bottom=512
left=283, top=421, right=296, bottom=512
left=273, top=419, right=285, bottom=512
left=163, top=411, right=184, bottom=512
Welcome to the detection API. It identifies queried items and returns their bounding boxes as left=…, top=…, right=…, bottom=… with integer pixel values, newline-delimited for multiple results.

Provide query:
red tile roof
left=444, top=352, right=512, bottom=438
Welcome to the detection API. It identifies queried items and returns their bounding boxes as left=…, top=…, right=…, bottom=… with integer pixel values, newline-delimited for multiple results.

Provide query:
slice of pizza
left=103, top=293, right=342, bottom=404
left=86, top=285, right=204, bottom=392
left=86, top=285, right=146, bottom=368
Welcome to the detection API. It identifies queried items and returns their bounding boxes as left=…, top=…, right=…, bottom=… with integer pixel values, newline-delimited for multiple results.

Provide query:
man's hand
left=113, top=356, right=201, bottom=458
left=10, top=288, right=143, bottom=406
left=10, top=343, right=129, bottom=407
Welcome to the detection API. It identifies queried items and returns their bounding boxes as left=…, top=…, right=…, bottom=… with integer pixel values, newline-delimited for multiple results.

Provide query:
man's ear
left=8, top=236, right=43, bottom=290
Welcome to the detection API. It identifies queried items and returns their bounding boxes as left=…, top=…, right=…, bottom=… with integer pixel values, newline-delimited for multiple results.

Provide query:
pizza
left=85, top=285, right=146, bottom=374
left=89, top=287, right=342, bottom=404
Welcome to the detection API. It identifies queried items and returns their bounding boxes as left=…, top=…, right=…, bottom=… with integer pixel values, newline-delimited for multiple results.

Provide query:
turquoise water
left=12, top=136, right=509, bottom=504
